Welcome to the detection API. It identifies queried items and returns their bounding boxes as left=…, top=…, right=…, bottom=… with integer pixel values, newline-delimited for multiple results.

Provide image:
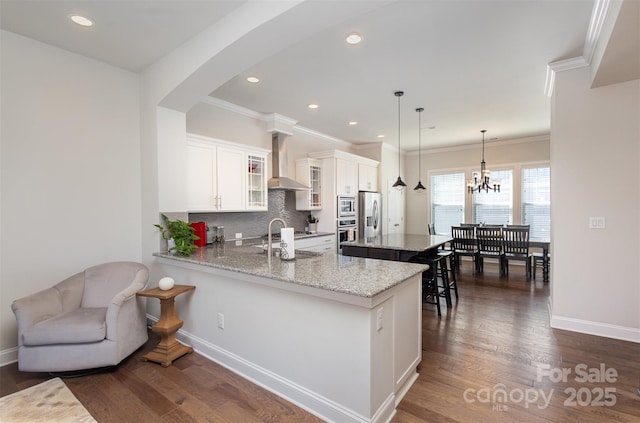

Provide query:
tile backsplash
left=189, top=190, right=319, bottom=240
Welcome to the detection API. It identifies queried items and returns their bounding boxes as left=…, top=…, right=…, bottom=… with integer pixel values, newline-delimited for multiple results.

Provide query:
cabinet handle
left=219, top=196, right=222, bottom=209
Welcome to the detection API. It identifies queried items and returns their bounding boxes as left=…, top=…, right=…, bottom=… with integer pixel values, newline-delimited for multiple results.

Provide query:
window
left=430, top=172, right=465, bottom=235
left=471, top=169, right=513, bottom=225
left=522, top=166, right=550, bottom=239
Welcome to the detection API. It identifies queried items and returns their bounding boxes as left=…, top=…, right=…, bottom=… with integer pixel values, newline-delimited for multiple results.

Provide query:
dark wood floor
left=2, top=262, right=639, bottom=422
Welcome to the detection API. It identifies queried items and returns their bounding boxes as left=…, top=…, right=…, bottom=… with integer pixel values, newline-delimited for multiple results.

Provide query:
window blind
left=430, top=172, right=465, bottom=235
left=522, top=166, right=550, bottom=239
left=471, top=169, right=513, bottom=225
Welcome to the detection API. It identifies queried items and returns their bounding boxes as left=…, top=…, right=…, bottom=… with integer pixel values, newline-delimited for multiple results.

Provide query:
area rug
left=0, top=377, right=96, bottom=422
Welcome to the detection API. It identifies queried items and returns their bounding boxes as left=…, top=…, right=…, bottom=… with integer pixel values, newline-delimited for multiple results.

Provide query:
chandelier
left=413, top=107, right=426, bottom=192
left=467, top=130, right=500, bottom=193
left=392, top=91, right=407, bottom=190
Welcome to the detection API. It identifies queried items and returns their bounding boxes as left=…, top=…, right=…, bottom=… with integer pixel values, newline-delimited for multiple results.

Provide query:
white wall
left=0, top=31, right=142, bottom=354
left=550, top=68, right=639, bottom=341
left=404, top=137, right=550, bottom=234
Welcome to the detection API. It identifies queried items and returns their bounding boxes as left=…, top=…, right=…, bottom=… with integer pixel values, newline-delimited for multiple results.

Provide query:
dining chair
left=451, top=226, right=479, bottom=273
left=502, top=226, right=532, bottom=279
left=476, top=226, right=505, bottom=276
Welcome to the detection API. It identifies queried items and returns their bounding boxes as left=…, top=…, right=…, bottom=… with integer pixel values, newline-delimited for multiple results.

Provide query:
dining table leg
left=543, top=247, right=549, bottom=283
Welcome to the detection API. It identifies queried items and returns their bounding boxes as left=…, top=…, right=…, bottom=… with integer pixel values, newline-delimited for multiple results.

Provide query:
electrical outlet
left=235, top=232, right=242, bottom=239
left=376, top=307, right=384, bottom=331
left=217, top=312, right=225, bottom=329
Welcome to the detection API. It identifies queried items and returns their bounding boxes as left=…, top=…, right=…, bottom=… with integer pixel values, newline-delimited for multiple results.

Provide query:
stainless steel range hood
left=268, top=132, right=311, bottom=191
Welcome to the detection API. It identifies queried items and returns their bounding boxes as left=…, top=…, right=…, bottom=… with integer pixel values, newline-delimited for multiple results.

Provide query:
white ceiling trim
left=544, top=0, right=610, bottom=98
left=409, top=134, right=550, bottom=156
left=292, top=126, right=351, bottom=148
left=202, top=96, right=351, bottom=147
left=201, top=96, right=262, bottom=119
left=583, top=0, right=611, bottom=64
left=544, top=57, right=589, bottom=97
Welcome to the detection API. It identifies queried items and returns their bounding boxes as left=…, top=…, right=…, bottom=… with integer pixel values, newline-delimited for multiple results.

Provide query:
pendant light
left=467, top=130, right=501, bottom=193
left=392, top=91, right=407, bottom=190
left=413, top=107, right=426, bottom=192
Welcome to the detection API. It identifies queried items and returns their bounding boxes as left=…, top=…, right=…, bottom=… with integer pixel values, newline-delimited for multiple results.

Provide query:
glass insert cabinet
left=295, top=158, right=322, bottom=210
left=247, top=154, right=267, bottom=209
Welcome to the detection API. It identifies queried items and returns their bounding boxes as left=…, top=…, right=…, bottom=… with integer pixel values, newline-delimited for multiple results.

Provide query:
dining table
left=529, top=238, right=551, bottom=282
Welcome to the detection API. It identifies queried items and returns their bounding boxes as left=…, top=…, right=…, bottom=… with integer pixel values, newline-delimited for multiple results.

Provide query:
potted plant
left=154, top=214, right=199, bottom=256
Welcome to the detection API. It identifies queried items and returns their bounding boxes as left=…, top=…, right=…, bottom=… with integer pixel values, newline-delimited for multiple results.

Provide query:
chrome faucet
left=268, top=218, right=287, bottom=261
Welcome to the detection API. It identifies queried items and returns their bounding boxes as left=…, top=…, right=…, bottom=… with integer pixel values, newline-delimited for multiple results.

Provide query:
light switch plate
left=589, top=217, right=606, bottom=229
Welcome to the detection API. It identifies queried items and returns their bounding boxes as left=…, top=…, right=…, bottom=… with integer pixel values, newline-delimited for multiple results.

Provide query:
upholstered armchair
left=11, top=261, right=149, bottom=372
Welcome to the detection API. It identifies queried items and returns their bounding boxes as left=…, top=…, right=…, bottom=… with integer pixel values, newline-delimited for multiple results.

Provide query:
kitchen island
left=153, top=241, right=427, bottom=423
left=341, top=234, right=453, bottom=261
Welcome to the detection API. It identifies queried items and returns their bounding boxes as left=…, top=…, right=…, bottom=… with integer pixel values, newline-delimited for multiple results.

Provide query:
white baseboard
left=0, top=347, right=18, bottom=368
left=550, top=315, right=640, bottom=343
left=147, top=315, right=395, bottom=423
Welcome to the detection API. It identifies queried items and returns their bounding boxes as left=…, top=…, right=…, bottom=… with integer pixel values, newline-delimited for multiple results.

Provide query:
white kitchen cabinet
left=358, top=163, right=378, bottom=192
left=186, top=135, right=268, bottom=212
left=295, top=234, right=336, bottom=253
left=336, top=158, right=358, bottom=196
left=307, top=150, right=380, bottom=236
left=247, top=154, right=267, bottom=210
left=295, top=158, right=322, bottom=210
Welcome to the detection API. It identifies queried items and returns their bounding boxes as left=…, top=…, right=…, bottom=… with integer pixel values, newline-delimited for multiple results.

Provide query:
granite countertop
left=153, top=240, right=427, bottom=299
left=342, top=234, right=452, bottom=252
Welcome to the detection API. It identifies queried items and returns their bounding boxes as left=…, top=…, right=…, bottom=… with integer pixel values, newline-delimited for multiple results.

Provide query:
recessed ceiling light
left=308, top=104, right=319, bottom=109
left=345, top=32, right=362, bottom=45
left=70, top=15, right=93, bottom=27
left=246, top=76, right=260, bottom=83
left=348, top=121, right=358, bottom=126
left=377, top=134, right=385, bottom=138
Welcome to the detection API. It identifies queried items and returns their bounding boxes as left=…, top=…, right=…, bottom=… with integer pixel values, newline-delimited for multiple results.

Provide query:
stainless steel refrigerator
left=358, top=191, right=382, bottom=239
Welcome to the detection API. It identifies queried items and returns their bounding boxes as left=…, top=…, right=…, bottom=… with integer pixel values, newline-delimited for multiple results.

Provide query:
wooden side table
left=136, top=284, right=195, bottom=367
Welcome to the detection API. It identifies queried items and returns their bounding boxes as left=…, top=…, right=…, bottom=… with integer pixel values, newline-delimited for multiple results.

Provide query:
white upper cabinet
left=358, top=163, right=378, bottom=192
left=186, top=134, right=268, bottom=212
left=336, top=158, right=358, bottom=196
left=186, top=142, right=217, bottom=211
left=247, top=154, right=267, bottom=210
left=295, top=158, right=322, bottom=210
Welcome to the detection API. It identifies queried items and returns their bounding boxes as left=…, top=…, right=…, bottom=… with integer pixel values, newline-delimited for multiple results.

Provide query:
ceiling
left=1, top=0, right=613, bottom=150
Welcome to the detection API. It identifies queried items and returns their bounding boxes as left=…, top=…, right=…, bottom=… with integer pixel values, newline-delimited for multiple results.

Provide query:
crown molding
left=261, top=112, right=298, bottom=127
left=407, top=134, right=550, bottom=156
left=583, top=0, right=611, bottom=64
left=201, top=96, right=351, bottom=147
left=544, top=56, right=589, bottom=97
left=544, top=0, right=611, bottom=97
left=200, top=96, right=262, bottom=119
left=292, top=126, right=352, bottom=147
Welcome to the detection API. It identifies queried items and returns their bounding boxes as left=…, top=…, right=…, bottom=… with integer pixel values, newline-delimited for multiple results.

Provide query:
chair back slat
left=451, top=226, right=477, bottom=252
left=476, top=226, right=503, bottom=254
left=503, top=227, right=530, bottom=256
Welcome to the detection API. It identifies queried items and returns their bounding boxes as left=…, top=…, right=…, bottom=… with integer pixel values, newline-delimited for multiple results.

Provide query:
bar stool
left=437, top=250, right=459, bottom=305
left=409, top=254, right=442, bottom=318
left=422, top=266, right=442, bottom=317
